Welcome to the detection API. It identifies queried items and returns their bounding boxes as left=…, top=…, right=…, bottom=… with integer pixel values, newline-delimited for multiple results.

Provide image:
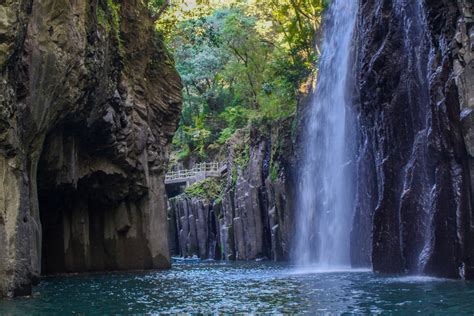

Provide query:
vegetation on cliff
left=184, top=177, right=225, bottom=201
left=152, top=0, right=328, bottom=162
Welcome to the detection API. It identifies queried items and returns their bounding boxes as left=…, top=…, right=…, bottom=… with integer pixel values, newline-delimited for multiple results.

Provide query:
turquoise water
left=1, top=261, right=474, bottom=314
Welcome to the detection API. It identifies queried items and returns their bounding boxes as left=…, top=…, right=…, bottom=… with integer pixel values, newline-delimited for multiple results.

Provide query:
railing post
left=165, top=161, right=224, bottom=183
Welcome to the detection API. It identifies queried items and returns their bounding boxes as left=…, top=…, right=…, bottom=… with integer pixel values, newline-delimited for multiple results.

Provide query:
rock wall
left=0, top=0, right=181, bottom=297
left=169, top=197, right=218, bottom=259
left=168, top=0, right=474, bottom=281
left=168, top=120, right=298, bottom=261
left=352, top=0, right=473, bottom=278
left=456, top=0, right=474, bottom=207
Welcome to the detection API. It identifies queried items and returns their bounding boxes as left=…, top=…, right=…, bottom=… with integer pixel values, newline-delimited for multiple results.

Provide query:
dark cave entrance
left=37, top=126, right=153, bottom=275
left=165, top=182, right=187, bottom=198
left=38, top=175, right=119, bottom=275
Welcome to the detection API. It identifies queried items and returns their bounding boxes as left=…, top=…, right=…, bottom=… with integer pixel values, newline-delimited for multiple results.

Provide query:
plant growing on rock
left=151, top=0, right=327, bottom=163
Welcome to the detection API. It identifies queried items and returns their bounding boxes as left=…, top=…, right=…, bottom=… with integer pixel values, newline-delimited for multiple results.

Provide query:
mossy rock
left=184, top=177, right=225, bottom=202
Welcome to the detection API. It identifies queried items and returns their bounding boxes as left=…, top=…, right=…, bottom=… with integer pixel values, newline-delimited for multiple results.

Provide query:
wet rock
left=353, top=0, right=473, bottom=278
left=0, top=0, right=182, bottom=297
left=170, top=196, right=217, bottom=259
left=220, top=192, right=236, bottom=260
left=455, top=0, right=474, bottom=206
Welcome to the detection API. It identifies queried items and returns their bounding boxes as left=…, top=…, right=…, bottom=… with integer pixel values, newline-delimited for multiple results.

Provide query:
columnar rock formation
left=456, top=0, right=474, bottom=206
left=168, top=1, right=474, bottom=280
left=168, top=121, right=298, bottom=261
left=0, top=0, right=182, bottom=297
left=351, top=0, right=473, bottom=277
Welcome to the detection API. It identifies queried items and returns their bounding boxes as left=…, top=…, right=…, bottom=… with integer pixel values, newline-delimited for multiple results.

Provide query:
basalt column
left=352, top=0, right=473, bottom=277
left=0, top=0, right=182, bottom=297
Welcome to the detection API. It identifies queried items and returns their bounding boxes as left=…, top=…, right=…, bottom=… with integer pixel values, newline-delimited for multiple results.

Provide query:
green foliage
left=148, top=0, right=167, bottom=12
left=217, top=106, right=249, bottom=144
left=234, top=143, right=250, bottom=168
left=270, top=162, right=279, bottom=182
left=107, top=0, right=120, bottom=30
left=96, top=0, right=123, bottom=51
left=97, top=6, right=109, bottom=31
left=176, top=143, right=191, bottom=160
left=227, top=131, right=251, bottom=188
left=151, top=0, right=327, bottom=162
left=173, top=113, right=212, bottom=159
left=184, top=177, right=224, bottom=201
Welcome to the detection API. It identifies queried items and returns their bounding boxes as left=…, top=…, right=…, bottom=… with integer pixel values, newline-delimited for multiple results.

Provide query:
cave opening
left=38, top=172, right=121, bottom=275
left=37, top=125, right=153, bottom=275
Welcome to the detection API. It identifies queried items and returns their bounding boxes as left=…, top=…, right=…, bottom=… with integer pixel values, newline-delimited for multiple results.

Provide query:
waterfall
left=293, top=0, right=358, bottom=268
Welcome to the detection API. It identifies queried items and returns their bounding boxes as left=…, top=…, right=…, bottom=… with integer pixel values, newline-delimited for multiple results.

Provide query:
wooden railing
left=165, top=162, right=225, bottom=184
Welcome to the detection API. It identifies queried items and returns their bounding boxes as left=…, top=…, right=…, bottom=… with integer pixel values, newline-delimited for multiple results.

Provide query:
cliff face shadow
left=37, top=124, right=153, bottom=275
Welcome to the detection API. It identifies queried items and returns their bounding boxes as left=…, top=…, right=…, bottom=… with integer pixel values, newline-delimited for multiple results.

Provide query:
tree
left=151, top=0, right=329, bottom=161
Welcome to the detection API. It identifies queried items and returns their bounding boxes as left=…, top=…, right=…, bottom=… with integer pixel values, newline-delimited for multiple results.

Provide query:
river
left=2, top=262, right=474, bottom=314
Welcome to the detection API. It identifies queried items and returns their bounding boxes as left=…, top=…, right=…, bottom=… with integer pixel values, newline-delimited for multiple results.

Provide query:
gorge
left=0, top=0, right=181, bottom=297
left=0, top=0, right=473, bottom=313
left=167, top=0, right=474, bottom=279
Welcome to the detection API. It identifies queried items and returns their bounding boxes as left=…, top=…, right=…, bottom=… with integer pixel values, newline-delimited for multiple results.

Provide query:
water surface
left=1, top=261, right=474, bottom=314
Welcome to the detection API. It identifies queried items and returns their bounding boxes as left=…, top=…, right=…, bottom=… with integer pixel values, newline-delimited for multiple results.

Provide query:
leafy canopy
left=152, top=0, right=329, bottom=162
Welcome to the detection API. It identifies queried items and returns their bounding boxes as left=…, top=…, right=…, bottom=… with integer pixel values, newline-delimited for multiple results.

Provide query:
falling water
left=293, top=0, right=358, bottom=268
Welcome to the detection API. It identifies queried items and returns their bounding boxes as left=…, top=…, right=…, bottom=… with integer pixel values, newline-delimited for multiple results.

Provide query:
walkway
left=165, top=162, right=227, bottom=185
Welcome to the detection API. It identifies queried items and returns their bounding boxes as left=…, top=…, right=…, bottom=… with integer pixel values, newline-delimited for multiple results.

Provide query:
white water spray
left=293, top=0, right=358, bottom=269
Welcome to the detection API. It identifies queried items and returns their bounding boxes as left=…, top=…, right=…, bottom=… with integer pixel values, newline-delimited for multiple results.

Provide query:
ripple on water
left=1, top=262, right=474, bottom=314
left=380, top=275, right=454, bottom=283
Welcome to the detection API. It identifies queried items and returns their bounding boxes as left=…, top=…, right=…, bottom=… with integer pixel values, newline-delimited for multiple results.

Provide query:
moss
left=268, top=119, right=293, bottom=183
left=268, top=137, right=278, bottom=183
left=226, top=129, right=251, bottom=189
left=96, top=0, right=124, bottom=53
left=231, top=143, right=248, bottom=188
left=184, top=177, right=225, bottom=202
left=107, top=0, right=124, bottom=53
left=214, top=194, right=223, bottom=205
left=270, top=162, right=279, bottom=182
left=97, top=6, right=110, bottom=32
left=107, top=0, right=121, bottom=31
left=234, top=143, right=250, bottom=168
left=290, top=116, right=298, bottom=140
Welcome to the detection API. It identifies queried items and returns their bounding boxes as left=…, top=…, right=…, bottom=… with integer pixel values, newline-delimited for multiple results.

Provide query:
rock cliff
left=168, top=119, right=298, bottom=261
left=167, top=0, right=473, bottom=280
left=456, top=0, right=474, bottom=210
left=0, top=0, right=181, bottom=297
left=351, top=0, right=473, bottom=277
